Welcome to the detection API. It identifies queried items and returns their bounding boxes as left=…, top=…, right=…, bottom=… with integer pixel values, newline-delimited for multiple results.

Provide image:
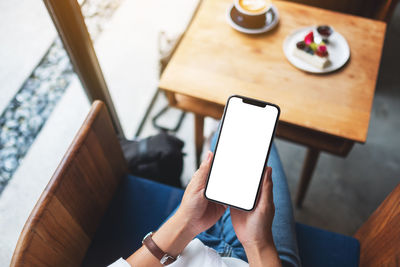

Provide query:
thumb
left=194, top=151, right=213, bottom=185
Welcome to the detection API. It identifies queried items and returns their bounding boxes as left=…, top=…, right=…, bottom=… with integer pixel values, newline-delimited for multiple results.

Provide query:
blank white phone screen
left=205, top=96, right=279, bottom=210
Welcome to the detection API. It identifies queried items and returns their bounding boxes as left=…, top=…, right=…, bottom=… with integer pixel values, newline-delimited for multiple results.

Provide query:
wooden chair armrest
left=355, top=183, right=400, bottom=266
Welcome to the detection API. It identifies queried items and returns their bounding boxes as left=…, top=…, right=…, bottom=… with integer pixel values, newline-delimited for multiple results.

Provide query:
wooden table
left=159, top=0, right=386, bottom=207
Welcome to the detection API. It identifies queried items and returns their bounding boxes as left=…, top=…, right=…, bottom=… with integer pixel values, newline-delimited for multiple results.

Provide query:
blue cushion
left=82, top=164, right=360, bottom=267
left=296, top=223, right=360, bottom=267
left=82, top=175, right=184, bottom=266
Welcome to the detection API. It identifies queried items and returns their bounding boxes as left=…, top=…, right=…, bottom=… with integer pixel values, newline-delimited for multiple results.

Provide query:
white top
left=109, top=238, right=248, bottom=267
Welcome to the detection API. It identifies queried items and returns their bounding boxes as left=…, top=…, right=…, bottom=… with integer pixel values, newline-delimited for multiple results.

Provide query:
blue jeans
left=166, top=136, right=301, bottom=266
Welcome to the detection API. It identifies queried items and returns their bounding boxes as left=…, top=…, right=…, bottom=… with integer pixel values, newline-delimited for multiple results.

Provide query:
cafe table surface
left=159, top=0, right=386, bottom=207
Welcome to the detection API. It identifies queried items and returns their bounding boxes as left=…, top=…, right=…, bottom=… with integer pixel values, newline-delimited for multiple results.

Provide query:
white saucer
left=227, top=4, right=279, bottom=34
left=283, top=26, right=350, bottom=73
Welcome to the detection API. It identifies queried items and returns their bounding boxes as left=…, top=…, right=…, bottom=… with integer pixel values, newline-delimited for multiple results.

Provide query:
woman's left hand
left=175, top=151, right=227, bottom=237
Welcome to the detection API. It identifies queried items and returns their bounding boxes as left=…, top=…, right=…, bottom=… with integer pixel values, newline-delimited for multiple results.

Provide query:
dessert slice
left=293, top=31, right=330, bottom=69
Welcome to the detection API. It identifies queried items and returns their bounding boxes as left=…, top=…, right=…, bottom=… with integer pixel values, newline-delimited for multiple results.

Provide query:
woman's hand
left=230, top=167, right=281, bottom=267
left=127, top=151, right=226, bottom=267
left=175, top=151, right=227, bottom=237
left=231, top=166, right=275, bottom=248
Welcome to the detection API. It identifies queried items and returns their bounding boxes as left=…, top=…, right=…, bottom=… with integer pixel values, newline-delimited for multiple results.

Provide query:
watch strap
left=142, top=232, right=176, bottom=265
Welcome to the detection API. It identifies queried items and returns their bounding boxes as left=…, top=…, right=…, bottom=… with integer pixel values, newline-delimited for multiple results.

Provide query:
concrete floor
left=0, top=0, right=55, bottom=114
left=0, top=0, right=399, bottom=265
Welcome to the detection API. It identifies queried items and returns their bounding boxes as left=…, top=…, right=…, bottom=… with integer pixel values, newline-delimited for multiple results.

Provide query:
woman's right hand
left=230, top=167, right=281, bottom=266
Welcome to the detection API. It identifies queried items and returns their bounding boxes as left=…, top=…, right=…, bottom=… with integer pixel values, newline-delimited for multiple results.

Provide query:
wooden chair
left=354, top=184, right=400, bottom=266
left=284, top=0, right=399, bottom=22
left=10, top=101, right=128, bottom=266
left=11, top=101, right=400, bottom=266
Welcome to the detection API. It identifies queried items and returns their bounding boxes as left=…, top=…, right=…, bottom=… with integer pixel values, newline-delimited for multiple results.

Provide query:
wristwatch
left=142, top=232, right=178, bottom=265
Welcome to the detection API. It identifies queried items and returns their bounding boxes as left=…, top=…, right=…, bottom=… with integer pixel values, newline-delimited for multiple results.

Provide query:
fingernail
left=207, top=151, right=212, bottom=161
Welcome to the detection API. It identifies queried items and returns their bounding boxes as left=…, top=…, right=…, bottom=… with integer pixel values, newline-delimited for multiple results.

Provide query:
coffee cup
left=232, top=0, right=271, bottom=29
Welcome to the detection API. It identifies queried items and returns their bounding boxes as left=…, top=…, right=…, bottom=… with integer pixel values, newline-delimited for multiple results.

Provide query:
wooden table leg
left=195, top=114, right=204, bottom=167
left=296, top=147, right=320, bottom=208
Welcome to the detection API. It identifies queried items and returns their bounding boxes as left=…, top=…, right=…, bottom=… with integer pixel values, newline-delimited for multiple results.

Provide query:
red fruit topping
left=317, top=45, right=327, bottom=53
left=316, top=50, right=328, bottom=57
left=304, top=31, right=314, bottom=45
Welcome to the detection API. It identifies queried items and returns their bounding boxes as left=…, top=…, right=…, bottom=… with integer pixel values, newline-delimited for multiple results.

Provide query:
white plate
left=227, top=4, right=279, bottom=34
left=283, top=26, right=350, bottom=73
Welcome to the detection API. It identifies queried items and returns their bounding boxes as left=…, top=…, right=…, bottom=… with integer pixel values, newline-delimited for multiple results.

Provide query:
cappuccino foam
left=238, top=0, right=269, bottom=14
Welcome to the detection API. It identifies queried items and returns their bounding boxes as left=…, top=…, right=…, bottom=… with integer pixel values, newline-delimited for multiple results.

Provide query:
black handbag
left=120, top=132, right=184, bottom=188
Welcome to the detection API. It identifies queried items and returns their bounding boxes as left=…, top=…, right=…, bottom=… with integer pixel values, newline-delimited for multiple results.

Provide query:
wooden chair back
left=285, top=0, right=398, bottom=22
left=355, top=183, right=400, bottom=266
left=10, top=101, right=128, bottom=267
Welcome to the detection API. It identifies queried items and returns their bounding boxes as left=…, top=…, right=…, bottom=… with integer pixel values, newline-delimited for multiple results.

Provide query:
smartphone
left=204, top=95, right=280, bottom=211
